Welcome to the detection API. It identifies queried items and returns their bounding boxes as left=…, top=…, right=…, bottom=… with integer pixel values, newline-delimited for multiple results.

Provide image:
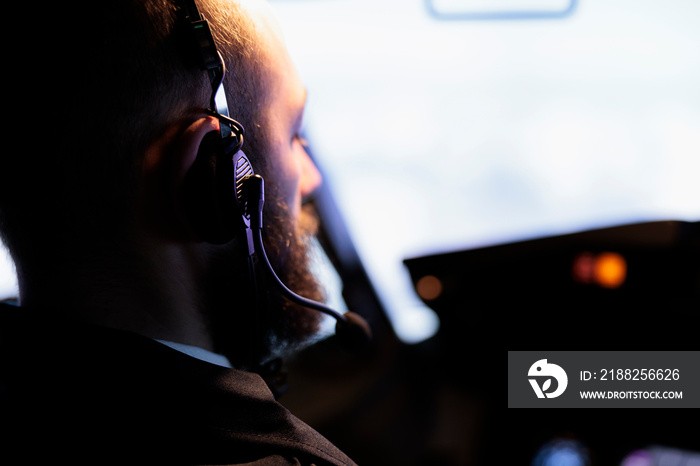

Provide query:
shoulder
left=0, top=302, right=356, bottom=465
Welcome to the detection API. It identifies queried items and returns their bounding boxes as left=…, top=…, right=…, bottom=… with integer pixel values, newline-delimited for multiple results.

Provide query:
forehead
left=241, top=0, right=304, bottom=101
left=238, top=1, right=306, bottom=138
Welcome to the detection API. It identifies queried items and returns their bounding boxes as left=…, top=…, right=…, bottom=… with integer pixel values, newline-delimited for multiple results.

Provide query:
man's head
left=0, top=0, right=324, bottom=368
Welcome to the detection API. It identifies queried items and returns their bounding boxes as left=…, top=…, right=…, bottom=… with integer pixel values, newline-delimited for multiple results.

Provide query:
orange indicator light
left=416, top=275, right=443, bottom=301
left=593, top=252, right=627, bottom=289
left=573, top=251, right=627, bottom=289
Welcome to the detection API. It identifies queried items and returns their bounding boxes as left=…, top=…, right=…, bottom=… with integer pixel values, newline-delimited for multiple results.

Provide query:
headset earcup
left=182, top=131, right=238, bottom=244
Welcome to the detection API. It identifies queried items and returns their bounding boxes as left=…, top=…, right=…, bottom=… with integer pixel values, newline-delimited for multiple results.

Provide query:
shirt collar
left=155, top=339, right=233, bottom=368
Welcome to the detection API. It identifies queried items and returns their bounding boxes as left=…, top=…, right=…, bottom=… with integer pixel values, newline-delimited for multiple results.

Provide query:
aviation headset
left=176, top=0, right=371, bottom=352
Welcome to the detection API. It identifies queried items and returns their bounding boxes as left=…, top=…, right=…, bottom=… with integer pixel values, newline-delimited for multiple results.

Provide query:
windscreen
left=269, top=0, right=700, bottom=343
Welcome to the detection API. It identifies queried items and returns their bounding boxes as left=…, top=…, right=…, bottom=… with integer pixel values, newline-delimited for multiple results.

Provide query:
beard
left=202, top=197, right=325, bottom=371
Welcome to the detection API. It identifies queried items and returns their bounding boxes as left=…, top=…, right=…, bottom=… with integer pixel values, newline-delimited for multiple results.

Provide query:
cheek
left=264, top=137, right=303, bottom=219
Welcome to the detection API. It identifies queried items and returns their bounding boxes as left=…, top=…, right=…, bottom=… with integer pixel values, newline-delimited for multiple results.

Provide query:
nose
left=298, top=148, right=323, bottom=200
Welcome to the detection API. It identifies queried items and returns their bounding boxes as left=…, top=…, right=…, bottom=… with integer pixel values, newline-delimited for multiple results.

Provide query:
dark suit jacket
left=0, top=303, right=356, bottom=465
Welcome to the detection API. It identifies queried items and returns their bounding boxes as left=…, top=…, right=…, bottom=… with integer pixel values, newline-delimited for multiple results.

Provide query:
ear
left=140, top=117, right=220, bottom=241
left=170, top=116, right=221, bottom=188
left=175, top=117, right=240, bottom=244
